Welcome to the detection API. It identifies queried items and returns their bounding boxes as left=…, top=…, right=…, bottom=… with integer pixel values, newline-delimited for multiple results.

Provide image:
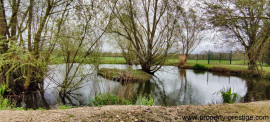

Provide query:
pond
left=42, top=64, right=270, bottom=107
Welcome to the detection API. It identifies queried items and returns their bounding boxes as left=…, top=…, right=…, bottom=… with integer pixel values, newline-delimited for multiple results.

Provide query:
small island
left=97, top=68, right=152, bottom=83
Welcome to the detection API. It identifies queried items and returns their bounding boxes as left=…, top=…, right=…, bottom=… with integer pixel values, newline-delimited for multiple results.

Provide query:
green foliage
left=0, top=97, right=10, bottom=110
left=0, top=85, right=13, bottom=110
left=90, top=93, right=131, bottom=106
left=136, top=95, right=155, bottom=106
left=193, top=64, right=207, bottom=70
left=220, top=88, right=241, bottom=104
left=0, top=85, right=5, bottom=96
left=13, top=107, right=25, bottom=110
left=36, top=107, right=45, bottom=110
left=0, top=46, right=48, bottom=89
left=58, top=105, right=72, bottom=109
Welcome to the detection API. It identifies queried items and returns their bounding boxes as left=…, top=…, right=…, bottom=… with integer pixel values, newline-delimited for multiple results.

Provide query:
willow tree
left=108, top=0, right=179, bottom=74
left=204, top=0, right=270, bottom=73
left=175, top=7, right=205, bottom=58
left=0, top=0, right=8, bottom=54
left=0, top=0, right=73, bottom=108
left=54, top=0, right=112, bottom=105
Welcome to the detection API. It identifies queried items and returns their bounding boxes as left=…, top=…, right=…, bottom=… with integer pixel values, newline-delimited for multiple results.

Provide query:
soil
left=0, top=101, right=269, bottom=121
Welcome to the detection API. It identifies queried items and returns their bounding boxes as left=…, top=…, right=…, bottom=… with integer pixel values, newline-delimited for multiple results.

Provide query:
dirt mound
left=0, top=101, right=269, bottom=121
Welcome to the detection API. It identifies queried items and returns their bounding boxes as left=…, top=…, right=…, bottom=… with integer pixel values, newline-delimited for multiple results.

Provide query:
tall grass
left=136, top=95, right=155, bottom=106
left=220, top=88, right=241, bottom=104
left=89, top=93, right=155, bottom=106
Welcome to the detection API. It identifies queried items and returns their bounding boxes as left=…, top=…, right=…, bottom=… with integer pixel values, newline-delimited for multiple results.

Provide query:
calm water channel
left=43, top=64, right=270, bottom=107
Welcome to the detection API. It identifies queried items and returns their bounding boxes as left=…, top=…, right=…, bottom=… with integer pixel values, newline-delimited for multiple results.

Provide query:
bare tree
left=175, top=7, right=205, bottom=58
left=108, top=34, right=137, bottom=65
left=204, top=0, right=270, bottom=73
left=108, top=0, right=179, bottom=74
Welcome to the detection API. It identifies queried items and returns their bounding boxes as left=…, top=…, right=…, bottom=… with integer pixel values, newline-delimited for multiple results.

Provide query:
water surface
left=43, top=64, right=270, bottom=106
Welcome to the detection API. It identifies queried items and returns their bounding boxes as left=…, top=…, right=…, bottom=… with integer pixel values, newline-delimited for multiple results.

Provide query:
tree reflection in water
left=42, top=64, right=270, bottom=107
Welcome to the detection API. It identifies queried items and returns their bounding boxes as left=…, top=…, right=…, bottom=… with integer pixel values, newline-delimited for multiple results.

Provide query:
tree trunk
left=0, top=0, right=8, bottom=53
left=10, top=0, right=20, bottom=41
left=178, top=55, right=187, bottom=66
left=33, top=1, right=52, bottom=58
left=24, top=82, right=49, bottom=109
left=141, top=63, right=153, bottom=75
left=28, top=0, right=33, bottom=52
left=247, top=52, right=258, bottom=73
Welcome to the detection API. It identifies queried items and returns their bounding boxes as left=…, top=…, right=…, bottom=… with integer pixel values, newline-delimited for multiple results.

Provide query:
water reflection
left=43, top=64, right=269, bottom=107
left=149, top=67, right=247, bottom=105
left=243, top=78, right=270, bottom=102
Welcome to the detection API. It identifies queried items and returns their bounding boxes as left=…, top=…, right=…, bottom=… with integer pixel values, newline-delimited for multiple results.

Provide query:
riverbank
left=49, top=55, right=270, bottom=79
left=179, top=63, right=270, bottom=79
left=0, top=101, right=269, bottom=121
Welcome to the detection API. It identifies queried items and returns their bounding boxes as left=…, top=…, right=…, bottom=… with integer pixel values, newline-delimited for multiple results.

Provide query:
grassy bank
left=50, top=56, right=270, bottom=78
left=181, top=62, right=270, bottom=79
left=98, top=68, right=152, bottom=82
left=0, top=101, right=269, bottom=121
left=185, top=61, right=270, bottom=72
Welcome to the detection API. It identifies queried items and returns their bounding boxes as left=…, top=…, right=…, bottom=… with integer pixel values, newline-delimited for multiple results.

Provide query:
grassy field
left=49, top=56, right=270, bottom=72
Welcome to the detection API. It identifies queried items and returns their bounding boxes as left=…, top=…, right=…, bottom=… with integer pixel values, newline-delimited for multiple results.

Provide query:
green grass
left=184, top=62, right=270, bottom=79
left=58, top=105, right=72, bottom=109
left=49, top=56, right=270, bottom=74
left=50, top=56, right=127, bottom=64
left=99, top=57, right=127, bottom=64
left=136, top=95, right=155, bottom=106
left=98, top=68, right=152, bottom=82
left=13, top=107, right=25, bottom=110
left=185, top=60, right=270, bottom=72
left=89, top=93, right=132, bottom=106
left=89, top=93, right=155, bottom=106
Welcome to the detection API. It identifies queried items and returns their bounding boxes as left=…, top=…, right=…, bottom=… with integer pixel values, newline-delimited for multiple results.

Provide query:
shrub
left=193, top=64, right=207, bottom=70
left=90, top=93, right=131, bottom=106
left=0, top=85, right=12, bottom=110
left=37, top=107, right=46, bottom=110
left=0, top=85, right=5, bottom=96
left=58, top=105, right=72, bottom=109
left=220, top=88, right=241, bottom=104
left=13, top=107, right=25, bottom=110
left=136, top=95, right=155, bottom=106
left=0, top=97, right=10, bottom=110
